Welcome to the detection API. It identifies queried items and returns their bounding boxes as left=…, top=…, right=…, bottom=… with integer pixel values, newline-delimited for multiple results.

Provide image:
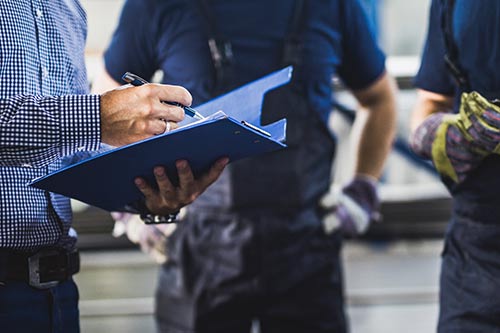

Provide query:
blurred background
left=74, top=0, right=449, bottom=332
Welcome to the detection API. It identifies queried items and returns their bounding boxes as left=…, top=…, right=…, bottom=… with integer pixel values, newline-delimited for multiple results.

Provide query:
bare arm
left=351, top=71, right=398, bottom=179
left=410, top=89, right=454, bottom=132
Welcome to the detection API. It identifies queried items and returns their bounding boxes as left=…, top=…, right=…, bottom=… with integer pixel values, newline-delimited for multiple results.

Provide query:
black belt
left=0, top=248, right=80, bottom=289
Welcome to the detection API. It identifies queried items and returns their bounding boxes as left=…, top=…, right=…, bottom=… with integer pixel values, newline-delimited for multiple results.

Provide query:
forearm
left=408, top=90, right=500, bottom=183
left=410, top=89, right=453, bottom=132
left=355, top=105, right=396, bottom=179
left=353, top=73, right=397, bottom=179
left=0, top=94, right=101, bottom=167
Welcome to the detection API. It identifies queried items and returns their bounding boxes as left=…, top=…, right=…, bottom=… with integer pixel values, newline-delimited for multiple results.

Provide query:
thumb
left=334, top=194, right=371, bottom=236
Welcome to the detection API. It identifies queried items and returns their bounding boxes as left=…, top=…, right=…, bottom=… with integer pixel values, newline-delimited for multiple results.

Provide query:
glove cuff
left=409, top=113, right=446, bottom=160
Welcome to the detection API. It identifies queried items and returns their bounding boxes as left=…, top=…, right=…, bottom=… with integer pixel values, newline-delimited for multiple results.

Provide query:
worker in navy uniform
left=410, top=0, right=500, bottom=331
left=93, top=0, right=397, bottom=331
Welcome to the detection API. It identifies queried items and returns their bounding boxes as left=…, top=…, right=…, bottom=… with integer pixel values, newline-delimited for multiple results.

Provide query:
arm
left=0, top=83, right=189, bottom=167
left=93, top=67, right=228, bottom=215
left=322, top=0, right=397, bottom=236
left=323, top=72, right=397, bottom=236
left=410, top=89, right=453, bottom=132
left=410, top=88, right=500, bottom=183
left=352, top=71, right=397, bottom=179
left=0, top=94, right=101, bottom=168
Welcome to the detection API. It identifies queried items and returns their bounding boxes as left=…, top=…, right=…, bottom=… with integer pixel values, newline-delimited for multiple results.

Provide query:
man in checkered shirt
left=0, top=1, right=227, bottom=332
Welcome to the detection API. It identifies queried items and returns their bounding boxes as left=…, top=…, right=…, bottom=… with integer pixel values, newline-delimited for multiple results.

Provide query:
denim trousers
left=0, top=279, right=79, bottom=333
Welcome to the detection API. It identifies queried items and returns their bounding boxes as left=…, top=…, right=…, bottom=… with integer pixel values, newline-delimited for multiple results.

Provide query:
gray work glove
left=111, top=212, right=176, bottom=264
left=322, top=175, right=381, bottom=236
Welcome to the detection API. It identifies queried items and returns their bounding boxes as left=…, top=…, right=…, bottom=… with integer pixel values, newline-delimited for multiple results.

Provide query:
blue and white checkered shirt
left=0, top=1, right=101, bottom=251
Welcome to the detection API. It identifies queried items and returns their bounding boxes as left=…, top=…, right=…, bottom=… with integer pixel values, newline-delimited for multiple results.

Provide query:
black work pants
left=155, top=208, right=347, bottom=333
left=438, top=215, right=500, bottom=332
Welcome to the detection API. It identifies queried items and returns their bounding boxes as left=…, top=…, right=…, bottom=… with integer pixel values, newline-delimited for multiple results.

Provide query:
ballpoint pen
left=121, top=72, right=205, bottom=120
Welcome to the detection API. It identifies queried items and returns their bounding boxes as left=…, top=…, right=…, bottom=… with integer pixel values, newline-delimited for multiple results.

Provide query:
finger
left=152, top=102, right=185, bottom=123
left=323, top=209, right=342, bottom=235
left=153, top=166, right=175, bottom=195
left=164, top=120, right=171, bottom=134
left=150, top=83, right=193, bottom=107
left=176, top=160, right=195, bottom=188
left=110, top=212, right=125, bottom=221
left=134, top=177, right=158, bottom=203
left=161, top=121, right=179, bottom=134
left=168, top=121, right=179, bottom=131
left=116, top=83, right=133, bottom=91
left=149, top=118, right=169, bottom=135
left=197, top=157, right=229, bottom=188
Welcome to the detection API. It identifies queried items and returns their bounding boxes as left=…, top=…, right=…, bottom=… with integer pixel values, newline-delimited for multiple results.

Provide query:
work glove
left=410, top=92, right=500, bottom=183
left=111, top=212, right=177, bottom=264
left=322, top=175, right=381, bottom=237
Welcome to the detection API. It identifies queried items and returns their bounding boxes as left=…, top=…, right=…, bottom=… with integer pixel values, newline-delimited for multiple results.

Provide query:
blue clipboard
left=29, top=67, right=293, bottom=212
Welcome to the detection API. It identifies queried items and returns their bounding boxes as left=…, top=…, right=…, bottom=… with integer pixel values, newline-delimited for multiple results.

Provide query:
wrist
left=352, top=173, right=378, bottom=187
left=342, top=176, right=380, bottom=219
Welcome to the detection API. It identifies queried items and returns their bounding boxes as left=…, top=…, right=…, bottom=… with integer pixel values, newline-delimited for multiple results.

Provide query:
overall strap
left=440, top=0, right=471, bottom=91
left=196, top=0, right=306, bottom=93
left=282, top=0, right=306, bottom=67
left=196, top=0, right=234, bottom=94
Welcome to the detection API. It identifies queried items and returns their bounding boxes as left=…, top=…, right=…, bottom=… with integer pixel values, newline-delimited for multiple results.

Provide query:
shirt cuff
left=59, top=94, right=101, bottom=156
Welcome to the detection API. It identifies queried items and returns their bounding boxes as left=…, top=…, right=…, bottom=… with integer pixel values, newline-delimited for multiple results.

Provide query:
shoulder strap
left=283, top=0, right=306, bottom=67
left=196, top=0, right=234, bottom=95
left=440, top=0, right=470, bottom=91
left=196, top=0, right=217, bottom=39
left=195, top=0, right=306, bottom=92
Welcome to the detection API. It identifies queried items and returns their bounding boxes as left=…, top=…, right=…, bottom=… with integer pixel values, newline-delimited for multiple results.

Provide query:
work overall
left=155, top=1, right=344, bottom=332
left=438, top=1, right=500, bottom=331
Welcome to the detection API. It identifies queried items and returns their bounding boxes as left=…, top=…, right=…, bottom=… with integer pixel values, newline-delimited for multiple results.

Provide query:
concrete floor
left=74, top=239, right=443, bottom=333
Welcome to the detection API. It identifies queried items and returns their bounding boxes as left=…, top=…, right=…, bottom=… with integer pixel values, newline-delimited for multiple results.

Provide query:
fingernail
left=134, top=178, right=144, bottom=186
left=176, top=160, right=187, bottom=169
left=218, top=157, right=229, bottom=167
left=154, top=166, right=165, bottom=176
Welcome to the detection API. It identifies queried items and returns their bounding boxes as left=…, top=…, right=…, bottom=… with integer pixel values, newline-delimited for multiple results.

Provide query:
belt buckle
left=28, top=250, right=60, bottom=289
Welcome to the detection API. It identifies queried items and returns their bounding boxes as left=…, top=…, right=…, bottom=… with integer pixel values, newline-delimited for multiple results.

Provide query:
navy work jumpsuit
left=104, top=0, right=386, bottom=331
left=416, top=0, right=500, bottom=331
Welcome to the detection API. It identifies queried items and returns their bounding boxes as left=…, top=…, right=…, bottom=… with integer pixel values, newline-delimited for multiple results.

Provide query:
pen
left=121, top=72, right=205, bottom=120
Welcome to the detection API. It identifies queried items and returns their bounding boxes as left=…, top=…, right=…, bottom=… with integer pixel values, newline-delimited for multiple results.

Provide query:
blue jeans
left=0, top=279, right=79, bottom=333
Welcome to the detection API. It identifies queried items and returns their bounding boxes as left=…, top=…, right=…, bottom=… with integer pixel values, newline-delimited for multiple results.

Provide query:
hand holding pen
left=122, top=72, right=205, bottom=121
left=99, top=77, right=191, bottom=146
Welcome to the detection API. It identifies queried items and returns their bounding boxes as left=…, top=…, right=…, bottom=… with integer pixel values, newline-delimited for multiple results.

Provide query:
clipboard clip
left=241, top=121, right=271, bottom=137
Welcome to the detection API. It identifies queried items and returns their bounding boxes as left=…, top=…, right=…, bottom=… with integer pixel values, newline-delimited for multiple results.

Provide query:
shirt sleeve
left=413, top=0, right=455, bottom=96
left=103, top=0, right=159, bottom=83
left=337, top=0, right=386, bottom=91
left=0, top=94, right=101, bottom=168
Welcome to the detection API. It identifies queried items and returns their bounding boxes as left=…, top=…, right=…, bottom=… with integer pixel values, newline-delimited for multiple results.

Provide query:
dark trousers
left=438, top=216, right=500, bottom=333
left=155, top=209, right=347, bottom=333
left=0, top=279, right=79, bottom=333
